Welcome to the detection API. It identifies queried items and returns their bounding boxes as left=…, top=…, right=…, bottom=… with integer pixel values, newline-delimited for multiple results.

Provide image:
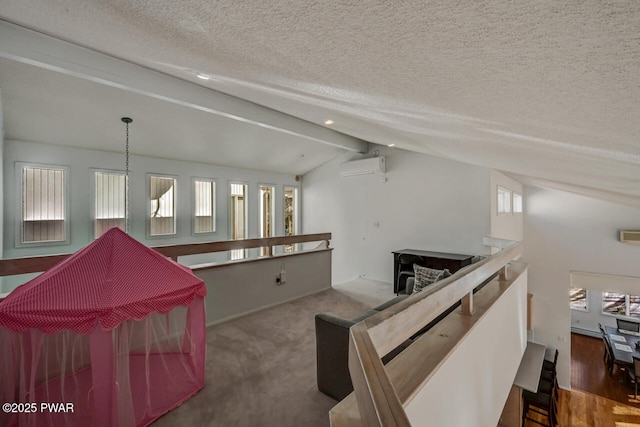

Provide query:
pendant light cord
left=122, top=117, right=132, bottom=234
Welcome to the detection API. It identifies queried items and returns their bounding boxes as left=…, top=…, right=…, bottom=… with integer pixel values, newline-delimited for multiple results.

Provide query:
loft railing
left=153, top=232, right=331, bottom=262
left=343, top=239, right=523, bottom=427
left=0, top=233, right=331, bottom=296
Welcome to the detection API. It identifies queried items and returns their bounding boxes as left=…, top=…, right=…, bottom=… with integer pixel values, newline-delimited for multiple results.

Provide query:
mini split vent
left=620, top=230, right=640, bottom=244
left=339, top=156, right=386, bottom=177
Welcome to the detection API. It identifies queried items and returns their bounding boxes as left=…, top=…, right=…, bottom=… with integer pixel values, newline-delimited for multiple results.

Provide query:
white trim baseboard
left=570, top=326, right=600, bottom=338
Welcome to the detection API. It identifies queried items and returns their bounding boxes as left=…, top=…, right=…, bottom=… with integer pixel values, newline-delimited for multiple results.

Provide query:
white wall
left=405, top=268, right=528, bottom=427
left=3, top=139, right=299, bottom=260
left=570, top=289, right=617, bottom=334
left=197, top=250, right=331, bottom=325
left=302, top=147, right=492, bottom=284
left=490, top=171, right=523, bottom=243
left=524, top=186, right=640, bottom=388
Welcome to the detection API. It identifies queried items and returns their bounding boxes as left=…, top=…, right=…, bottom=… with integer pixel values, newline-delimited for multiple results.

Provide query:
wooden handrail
left=153, top=232, right=331, bottom=260
left=346, top=240, right=522, bottom=426
left=349, top=323, right=411, bottom=427
left=0, top=254, right=71, bottom=277
left=0, top=233, right=332, bottom=277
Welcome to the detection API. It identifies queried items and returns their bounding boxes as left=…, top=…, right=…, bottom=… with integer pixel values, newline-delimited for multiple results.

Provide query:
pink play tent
left=0, top=228, right=207, bottom=427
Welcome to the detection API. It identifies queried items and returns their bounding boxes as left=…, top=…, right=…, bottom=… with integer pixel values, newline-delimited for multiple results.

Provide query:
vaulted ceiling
left=0, top=1, right=639, bottom=205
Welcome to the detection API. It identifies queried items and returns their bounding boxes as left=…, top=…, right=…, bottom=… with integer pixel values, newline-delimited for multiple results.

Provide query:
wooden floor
left=571, top=332, right=640, bottom=408
left=524, top=388, right=640, bottom=426
left=523, top=333, right=640, bottom=426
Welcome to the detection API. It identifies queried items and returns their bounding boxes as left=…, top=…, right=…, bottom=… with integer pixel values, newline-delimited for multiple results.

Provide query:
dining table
left=604, top=325, right=640, bottom=365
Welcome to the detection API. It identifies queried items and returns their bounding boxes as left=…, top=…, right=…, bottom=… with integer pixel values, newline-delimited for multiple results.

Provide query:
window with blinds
left=20, top=165, right=67, bottom=243
left=150, top=176, right=176, bottom=236
left=194, top=179, right=215, bottom=234
left=94, top=171, right=126, bottom=238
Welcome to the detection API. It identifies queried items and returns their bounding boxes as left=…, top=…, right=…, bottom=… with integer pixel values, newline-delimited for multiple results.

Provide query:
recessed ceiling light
left=324, top=119, right=334, bottom=125
left=196, top=72, right=210, bottom=80
left=388, top=143, right=396, bottom=147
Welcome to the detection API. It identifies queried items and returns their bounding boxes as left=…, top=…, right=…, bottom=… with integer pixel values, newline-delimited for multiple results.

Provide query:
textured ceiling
left=0, top=1, right=639, bottom=204
left=0, top=57, right=347, bottom=175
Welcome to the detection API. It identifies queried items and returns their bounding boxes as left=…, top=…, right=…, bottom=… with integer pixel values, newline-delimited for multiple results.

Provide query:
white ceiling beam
left=511, top=174, right=640, bottom=210
left=0, top=20, right=369, bottom=153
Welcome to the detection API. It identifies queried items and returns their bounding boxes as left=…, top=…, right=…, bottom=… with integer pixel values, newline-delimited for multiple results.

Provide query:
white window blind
left=95, top=171, right=126, bottom=238
left=194, top=179, right=215, bottom=233
left=21, top=166, right=65, bottom=243
left=230, top=183, right=245, bottom=197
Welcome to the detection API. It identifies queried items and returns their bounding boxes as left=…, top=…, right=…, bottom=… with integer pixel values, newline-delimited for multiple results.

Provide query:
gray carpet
left=152, top=288, right=373, bottom=427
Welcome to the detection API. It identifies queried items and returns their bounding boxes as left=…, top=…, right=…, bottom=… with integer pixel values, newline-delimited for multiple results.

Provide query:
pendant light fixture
left=121, top=117, right=132, bottom=234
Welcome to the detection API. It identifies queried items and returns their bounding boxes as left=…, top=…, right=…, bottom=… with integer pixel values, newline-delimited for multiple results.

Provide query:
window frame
left=283, top=185, right=300, bottom=253
left=15, top=162, right=70, bottom=248
left=513, top=192, right=523, bottom=214
left=192, top=177, right=217, bottom=236
left=569, top=287, right=589, bottom=312
left=147, top=173, right=178, bottom=238
left=228, top=181, right=249, bottom=260
left=259, top=184, right=276, bottom=256
left=602, top=292, right=640, bottom=319
left=91, top=168, right=127, bottom=239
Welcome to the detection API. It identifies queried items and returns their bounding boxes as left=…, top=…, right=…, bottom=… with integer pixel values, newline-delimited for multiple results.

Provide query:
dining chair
left=617, top=318, right=640, bottom=333
left=604, top=335, right=627, bottom=377
left=538, top=357, right=559, bottom=406
left=602, top=335, right=613, bottom=373
left=598, top=323, right=608, bottom=361
left=522, top=389, right=557, bottom=427
left=542, top=349, right=559, bottom=374
left=628, top=356, right=640, bottom=399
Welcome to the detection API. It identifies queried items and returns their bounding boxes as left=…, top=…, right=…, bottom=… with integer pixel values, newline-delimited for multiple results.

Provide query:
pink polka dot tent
left=0, top=228, right=207, bottom=427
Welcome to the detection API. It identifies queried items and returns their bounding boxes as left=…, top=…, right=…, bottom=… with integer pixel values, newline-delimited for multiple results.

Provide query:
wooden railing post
left=461, top=291, right=474, bottom=316
left=499, top=264, right=508, bottom=281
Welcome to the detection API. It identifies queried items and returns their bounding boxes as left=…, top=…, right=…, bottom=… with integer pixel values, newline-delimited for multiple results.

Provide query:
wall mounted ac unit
left=620, top=230, right=640, bottom=243
left=339, top=156, right=386, bottom=177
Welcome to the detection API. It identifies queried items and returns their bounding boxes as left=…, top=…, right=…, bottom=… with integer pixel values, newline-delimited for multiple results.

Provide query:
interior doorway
left=569, top=271, right=640, bottom=407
